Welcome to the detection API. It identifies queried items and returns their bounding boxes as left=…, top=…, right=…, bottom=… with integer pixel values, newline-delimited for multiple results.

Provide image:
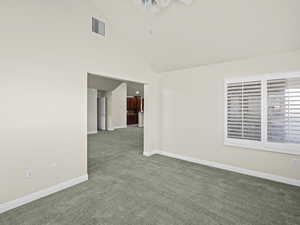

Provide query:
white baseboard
left=143, top=151, right=156, bottom=157
left=151, top=151, right=300, bottom=187
left=87, top=131, right=98, bottom=135
left=0, top=174, right=88, bottom=214
left=114, top=125, right=127, bottom=129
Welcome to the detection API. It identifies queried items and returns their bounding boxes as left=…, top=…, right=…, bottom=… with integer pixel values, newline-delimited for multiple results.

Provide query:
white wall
left=112, top=83, right=127, bottom=129
left=87, top=89, right=97, bottom=134
left=0, top=0, right=160, bottom=204
left=105, top=91, right=114, bottom=131
left=159, top=50, right=300, bottom=181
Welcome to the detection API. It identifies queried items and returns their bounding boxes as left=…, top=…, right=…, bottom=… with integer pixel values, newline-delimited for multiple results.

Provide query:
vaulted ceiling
left=93, top=0, right=300, bottom=73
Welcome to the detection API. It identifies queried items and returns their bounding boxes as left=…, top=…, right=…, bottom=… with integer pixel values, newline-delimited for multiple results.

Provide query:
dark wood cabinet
left=127, top=97, right=143, bottom=125
left=127, top=97, right=137, bottom=111
left=127, top=112, right=138, bottom=125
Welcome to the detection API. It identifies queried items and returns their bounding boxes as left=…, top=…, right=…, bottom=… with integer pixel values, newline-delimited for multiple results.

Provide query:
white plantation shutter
left=267, top=78, right=300, bottom=144
left=225, top=74, right=300, bottom=154
left=227, top=81, right=262, bottom=141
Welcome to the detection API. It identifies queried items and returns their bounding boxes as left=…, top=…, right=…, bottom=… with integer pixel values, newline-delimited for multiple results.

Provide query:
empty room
left=1, top=1, right=300, bottom=225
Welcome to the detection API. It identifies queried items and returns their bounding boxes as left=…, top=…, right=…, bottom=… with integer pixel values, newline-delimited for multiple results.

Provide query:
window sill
left=224, top=140, right=300, bottom=156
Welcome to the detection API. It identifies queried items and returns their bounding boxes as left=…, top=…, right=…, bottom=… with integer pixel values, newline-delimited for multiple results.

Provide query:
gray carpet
left=1, top=127, right=300, bottom=225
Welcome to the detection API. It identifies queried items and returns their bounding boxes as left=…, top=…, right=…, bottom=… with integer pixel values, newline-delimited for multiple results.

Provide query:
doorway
left=86, top=73, right=146, bottom=175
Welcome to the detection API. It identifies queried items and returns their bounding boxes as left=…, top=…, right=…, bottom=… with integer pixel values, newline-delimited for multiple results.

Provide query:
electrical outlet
left=26, top=170, right=32, bottom=178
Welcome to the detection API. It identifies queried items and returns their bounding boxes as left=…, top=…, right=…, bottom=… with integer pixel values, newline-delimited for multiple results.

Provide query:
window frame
left=224, top=72, right=300, bottom=155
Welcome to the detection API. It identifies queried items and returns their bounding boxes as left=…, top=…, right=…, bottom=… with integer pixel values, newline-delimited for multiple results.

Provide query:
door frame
left=85, top=72, right=149, bottom=158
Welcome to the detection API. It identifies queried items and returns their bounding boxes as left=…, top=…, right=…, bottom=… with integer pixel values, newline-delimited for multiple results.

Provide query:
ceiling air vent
left=92, top=17, right=105, bottom=36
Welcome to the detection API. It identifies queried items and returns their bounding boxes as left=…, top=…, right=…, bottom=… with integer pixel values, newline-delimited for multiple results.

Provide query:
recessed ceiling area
left=92, top=0, right=300, bottom=73
left=88, top=74, right=144, bottom=97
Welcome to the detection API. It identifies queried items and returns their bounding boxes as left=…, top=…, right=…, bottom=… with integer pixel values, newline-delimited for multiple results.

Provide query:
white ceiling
left=88, top=74, right=121, bottom=91
left=93, top=0, right=300, bottom=73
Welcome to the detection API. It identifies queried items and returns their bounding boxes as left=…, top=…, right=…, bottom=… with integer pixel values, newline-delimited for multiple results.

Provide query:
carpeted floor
left=1, top=127, right=300, bottom=225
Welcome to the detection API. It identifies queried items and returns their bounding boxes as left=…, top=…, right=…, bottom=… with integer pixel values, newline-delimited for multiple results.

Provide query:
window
left=267, top=78, right=300, bottom=144
left=227, top=81, right=261, bottom=141
left=225, top=73, right=300, bottom=155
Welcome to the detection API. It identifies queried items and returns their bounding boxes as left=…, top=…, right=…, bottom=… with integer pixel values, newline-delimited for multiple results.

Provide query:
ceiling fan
left=136, top=0, right=193, bottom=13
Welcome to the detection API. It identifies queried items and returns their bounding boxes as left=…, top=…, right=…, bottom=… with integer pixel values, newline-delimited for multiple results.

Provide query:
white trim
left=224, top=79, right=228, bottom=142
left=261, top=79, right=267, bottom=144
left=224, top=71, right=300, bottom=84
left=153, top=151, right=300, bottom=187
left=87, top=73, right=147, bottom=85
left=224, top=71, right=300, bottom=155
left=114, top=125, right=127, bottom=129
left=224, top=140, right=300, bottom=155
left=0, top=175, right=88, bottom=214
left=87, top=131, right=98, bottom=135
left=143, top=151, right=157, bottom=157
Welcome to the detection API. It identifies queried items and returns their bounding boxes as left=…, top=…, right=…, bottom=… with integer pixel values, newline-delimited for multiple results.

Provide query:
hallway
left=88, top=127, right=144, bottom=177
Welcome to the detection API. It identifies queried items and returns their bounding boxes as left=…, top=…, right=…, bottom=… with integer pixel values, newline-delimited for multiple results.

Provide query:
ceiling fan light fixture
left=142, top=0, right=156, bottom=8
